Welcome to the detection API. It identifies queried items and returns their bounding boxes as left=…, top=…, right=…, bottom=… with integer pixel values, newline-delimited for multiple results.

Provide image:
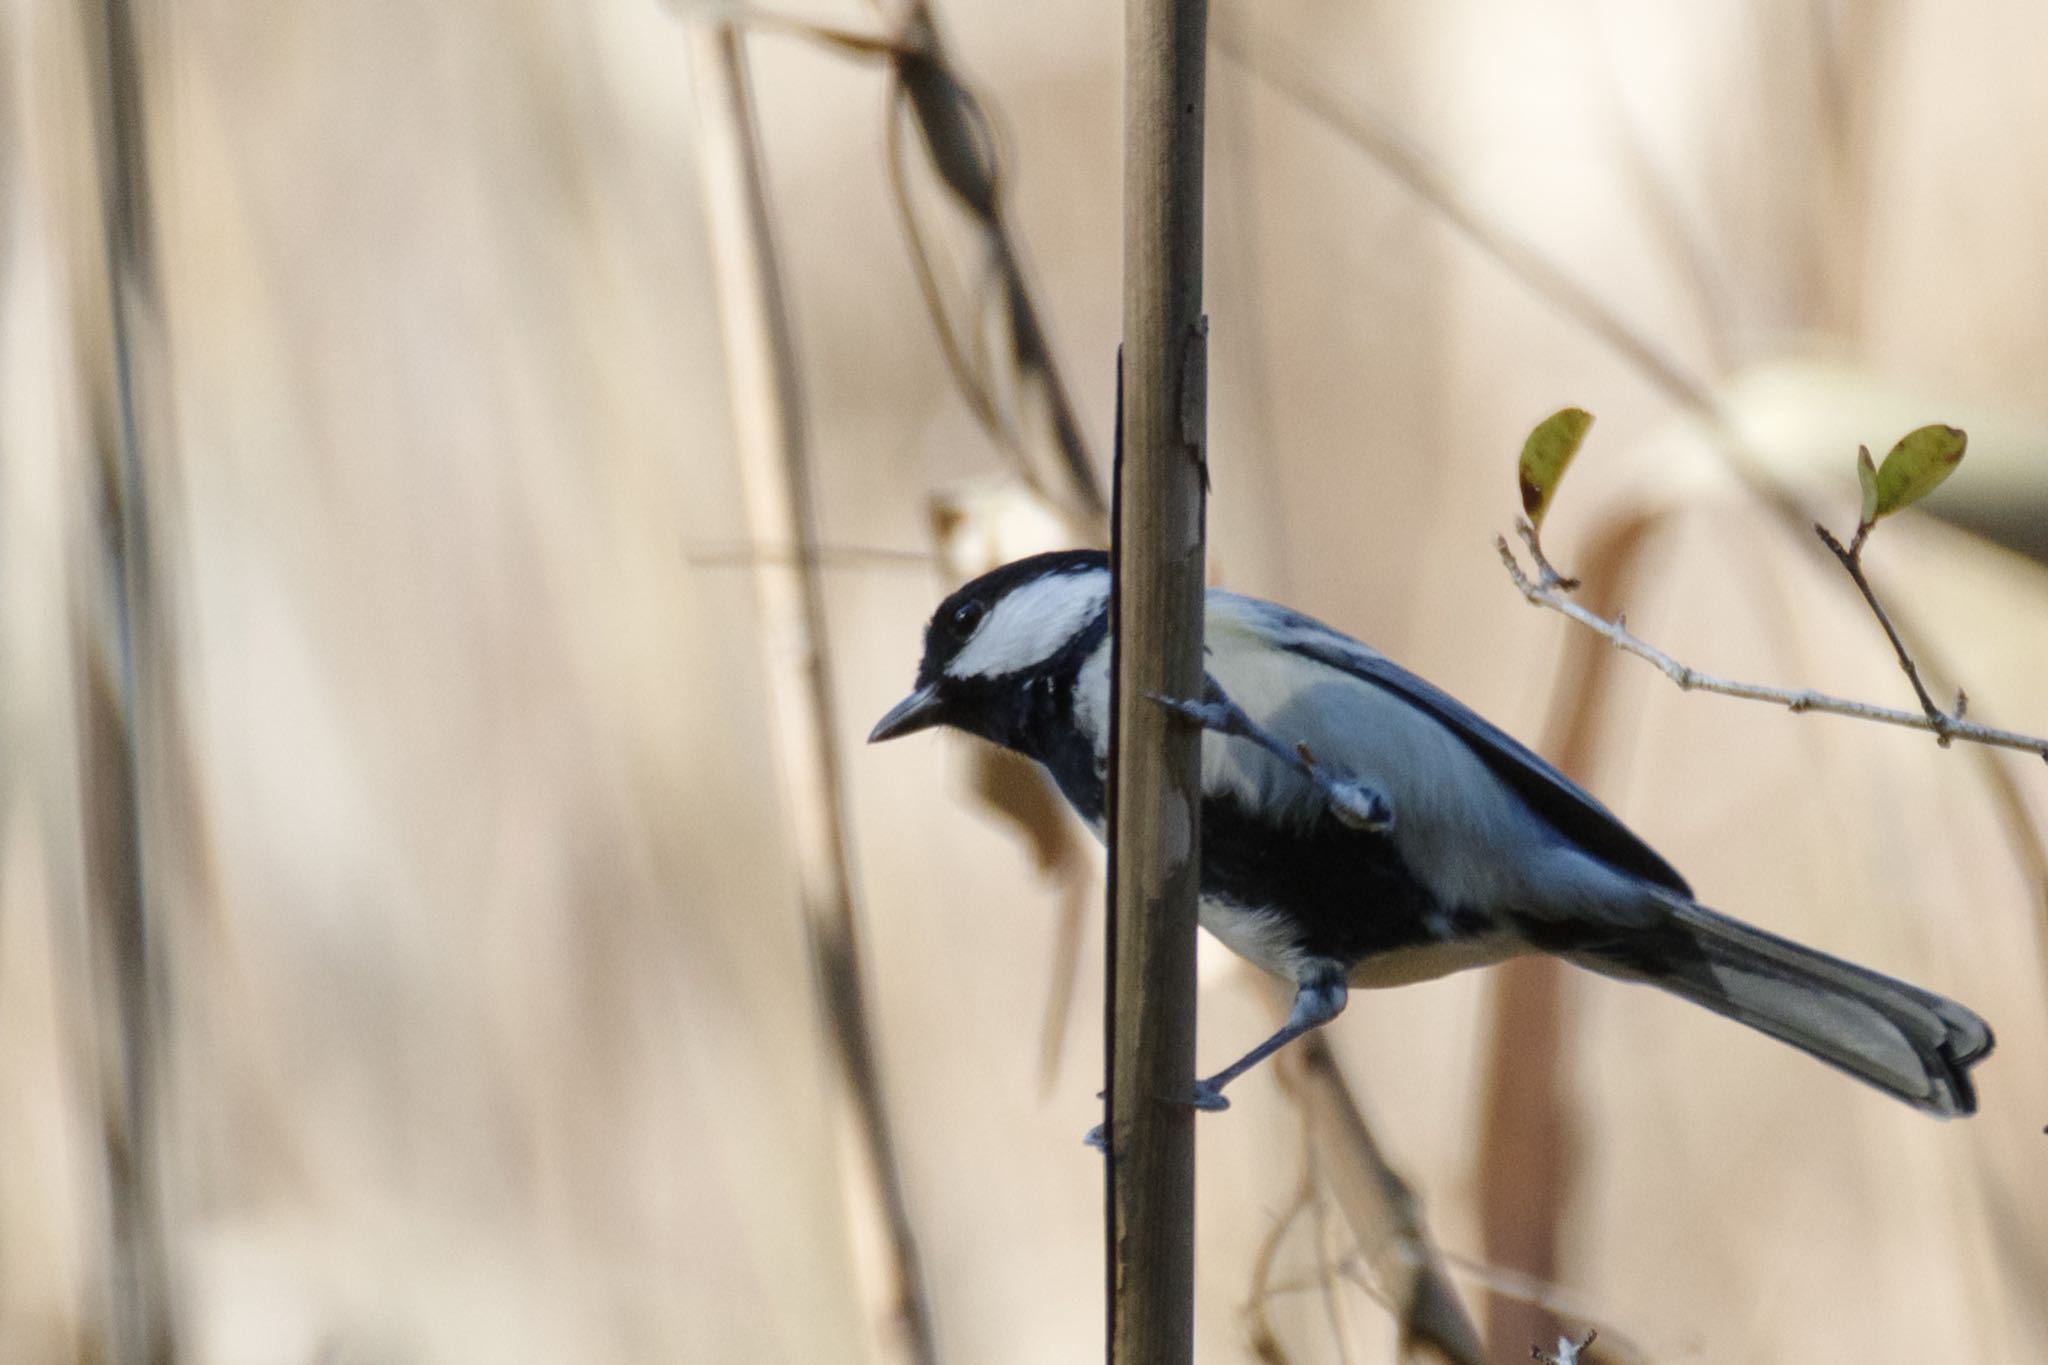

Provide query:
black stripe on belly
left=1199, top=794, right=1491, bottom=968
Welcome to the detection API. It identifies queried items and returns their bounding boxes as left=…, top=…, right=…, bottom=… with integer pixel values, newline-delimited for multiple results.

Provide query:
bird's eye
left=948, top=599, right=986, bottom=636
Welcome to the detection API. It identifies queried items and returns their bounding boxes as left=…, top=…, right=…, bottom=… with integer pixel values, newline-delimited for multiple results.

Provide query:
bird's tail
left=1570, top=902, right=1993, bottom=1117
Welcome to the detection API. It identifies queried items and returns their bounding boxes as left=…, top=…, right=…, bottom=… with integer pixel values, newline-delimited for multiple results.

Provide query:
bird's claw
left=1085, top=1082, right=1231, bottom=1146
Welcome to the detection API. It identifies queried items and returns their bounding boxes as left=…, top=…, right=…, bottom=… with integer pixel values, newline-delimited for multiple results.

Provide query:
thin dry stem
left=83, top=0, right=178, bottom=1357
left=1244, top=1159, right=1320, bottom=1365
left=1814, top=522, right=1949, bottom=732
left=688, top=25, right=939, bottom=1365
left=1308, top=1160, right=1358, bottom=1365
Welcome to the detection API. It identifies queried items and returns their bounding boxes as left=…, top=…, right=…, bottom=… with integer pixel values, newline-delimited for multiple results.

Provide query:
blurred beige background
left=5, top=1, right=2048, bottom=1361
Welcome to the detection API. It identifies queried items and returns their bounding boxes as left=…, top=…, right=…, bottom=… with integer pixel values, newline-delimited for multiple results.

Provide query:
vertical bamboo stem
left=1106, top=0, right=1209, bottom=1359
left=688, top=24, right=938, bottom=1365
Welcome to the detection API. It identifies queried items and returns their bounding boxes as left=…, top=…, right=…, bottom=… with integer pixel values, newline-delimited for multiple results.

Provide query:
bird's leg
left=1191, top=969, right=1348, bottom=1110
left=1086, top=970, right=1350, bottom=1147
left=1149, top=687, right=1394, bottom=832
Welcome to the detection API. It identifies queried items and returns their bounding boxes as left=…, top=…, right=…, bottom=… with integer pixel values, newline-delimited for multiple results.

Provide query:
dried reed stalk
left=687, top=23, right=938, bottom=1365
left=78, top=0, right=179, bottom=1358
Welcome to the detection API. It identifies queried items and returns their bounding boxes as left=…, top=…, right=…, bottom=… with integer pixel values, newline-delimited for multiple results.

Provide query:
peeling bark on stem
left=1106, top=0, right=1209, bottom=1360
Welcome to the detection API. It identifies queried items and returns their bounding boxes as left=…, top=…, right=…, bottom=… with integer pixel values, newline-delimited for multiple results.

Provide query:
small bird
left=870, top=549, right=1994, bottom=1117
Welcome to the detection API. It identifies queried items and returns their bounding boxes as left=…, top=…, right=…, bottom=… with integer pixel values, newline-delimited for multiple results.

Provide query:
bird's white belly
left=1199, top=895, right=1521, bottom=987
left=1341, top=933, right=1522, bottom=988
left=1198, top=896, right=1312, bottom=980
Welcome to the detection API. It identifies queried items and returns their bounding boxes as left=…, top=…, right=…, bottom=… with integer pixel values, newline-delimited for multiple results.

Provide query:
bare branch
left=1813, top=522, right=1948, bottom=731
left=1497, top=525, right=2048, bottom=763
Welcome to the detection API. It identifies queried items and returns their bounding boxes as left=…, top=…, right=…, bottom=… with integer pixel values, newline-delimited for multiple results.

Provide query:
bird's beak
left=868, top=684, right=945, bottom=743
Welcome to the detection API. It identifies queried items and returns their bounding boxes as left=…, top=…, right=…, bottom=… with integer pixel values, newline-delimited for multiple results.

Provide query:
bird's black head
left=869, top=549, right=1110, bottom=750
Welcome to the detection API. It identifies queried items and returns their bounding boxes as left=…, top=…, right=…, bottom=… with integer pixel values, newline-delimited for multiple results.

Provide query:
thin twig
left=1307, top=1149, right=1358, bottom=1365
left=1242, top=1140, right=1359, bottom=1365
left=1813, top=523, right=1948, bottom=732
left=1498, top=523, right=2048, bottom=763
left=1244, top=1158, right=1319, bottom=1365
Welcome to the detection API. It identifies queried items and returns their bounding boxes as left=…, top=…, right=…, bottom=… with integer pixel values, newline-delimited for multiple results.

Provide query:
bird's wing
left=1205, top=591, right=1692, bottom=898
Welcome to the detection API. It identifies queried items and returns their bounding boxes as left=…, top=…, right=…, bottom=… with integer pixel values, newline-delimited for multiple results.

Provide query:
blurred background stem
left=79, top=0, right=178, bottom=1358
left=687, top=22, right=938, bottom=1365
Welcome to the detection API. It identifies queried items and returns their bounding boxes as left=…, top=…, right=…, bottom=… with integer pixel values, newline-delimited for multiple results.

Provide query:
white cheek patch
left=946, top=570, right=1110, bottom=679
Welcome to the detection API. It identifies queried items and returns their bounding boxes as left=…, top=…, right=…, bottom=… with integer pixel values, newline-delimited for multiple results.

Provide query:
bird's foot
left=1312, top=766, right=1394, bottom=834
left=1085, top=1083, right=1232, bottom=1146
left=1149, top=691, right=1395, bottom=834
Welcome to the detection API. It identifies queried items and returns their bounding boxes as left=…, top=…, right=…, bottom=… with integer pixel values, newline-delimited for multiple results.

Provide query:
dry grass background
left=4, top=1, right=2048, bottom=1362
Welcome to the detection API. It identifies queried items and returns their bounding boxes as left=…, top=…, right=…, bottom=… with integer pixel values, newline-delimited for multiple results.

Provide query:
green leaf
left=1855, top=445, right=1879, bottom=527
left=1871, top=424, right=1966, bottom=519
left=1518, top=408, right=1595, bottom=529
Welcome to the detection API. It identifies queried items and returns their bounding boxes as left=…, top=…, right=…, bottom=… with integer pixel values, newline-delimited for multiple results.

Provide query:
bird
left=869, top=548, right=1994, bottom=1118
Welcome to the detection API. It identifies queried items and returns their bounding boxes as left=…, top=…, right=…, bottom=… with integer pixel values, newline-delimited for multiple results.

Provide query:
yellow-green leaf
left=1518, top=408, right=1595, bottom=529
left=1872, top=424, right=1966, bottom=519
left=1855, top=445, right=1879, bottom=527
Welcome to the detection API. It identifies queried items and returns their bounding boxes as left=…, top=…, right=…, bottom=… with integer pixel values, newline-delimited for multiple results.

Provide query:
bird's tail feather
left=1571, top=902, right=1993, bottom=1117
